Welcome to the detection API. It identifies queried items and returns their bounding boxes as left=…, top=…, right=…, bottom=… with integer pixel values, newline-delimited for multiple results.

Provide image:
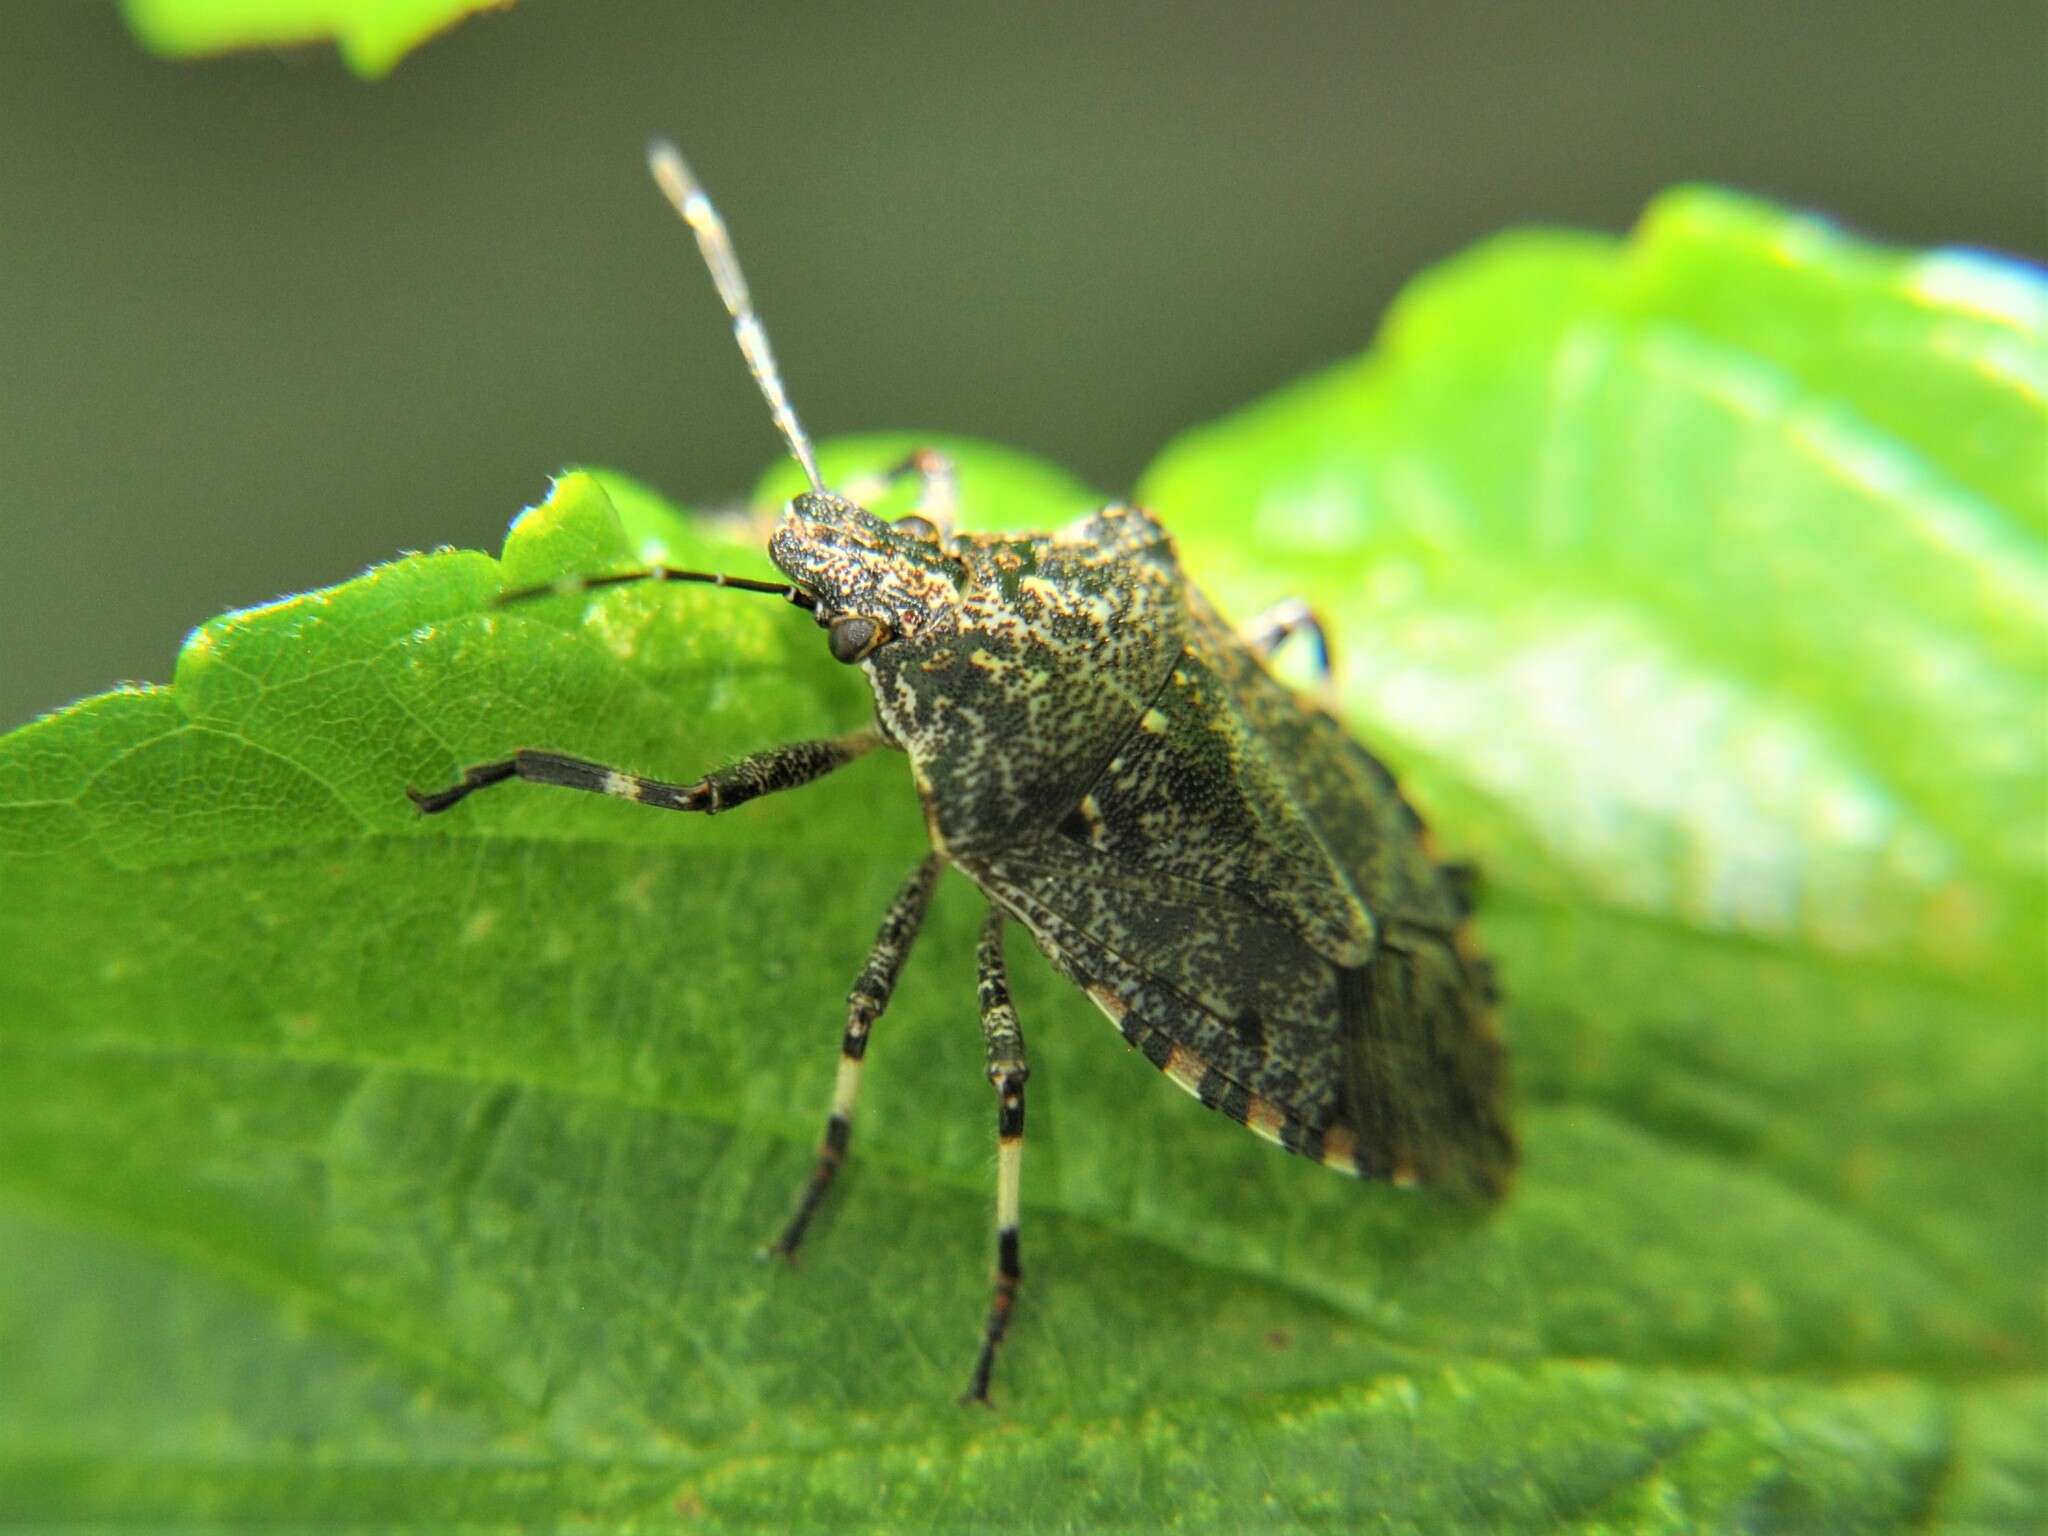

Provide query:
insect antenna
left=647, top=138, right=826, bottom=495
left=495, top=566, right=816, bottom=611
left=494, top=144, right=837, bottom=616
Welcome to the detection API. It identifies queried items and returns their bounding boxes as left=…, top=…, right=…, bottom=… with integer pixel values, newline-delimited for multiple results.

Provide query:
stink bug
left=410, top=141, right=1514, bottom=1403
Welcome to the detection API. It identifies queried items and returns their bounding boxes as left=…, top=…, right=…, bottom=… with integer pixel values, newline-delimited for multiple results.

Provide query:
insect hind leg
left=769, top=854, right=942, bottom=1260
left=965, top=906, right=1028, bottom=1404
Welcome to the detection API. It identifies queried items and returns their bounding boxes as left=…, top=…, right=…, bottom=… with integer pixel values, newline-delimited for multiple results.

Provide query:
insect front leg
left=769, top=853, right=942, bottom=1260
left=406, top=730, right=879, bottom=817
left=965, top=906, right=1028, bottom=1404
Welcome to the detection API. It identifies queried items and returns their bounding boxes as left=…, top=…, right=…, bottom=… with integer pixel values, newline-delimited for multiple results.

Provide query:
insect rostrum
left=410, top=143, right=1514, bottom=1404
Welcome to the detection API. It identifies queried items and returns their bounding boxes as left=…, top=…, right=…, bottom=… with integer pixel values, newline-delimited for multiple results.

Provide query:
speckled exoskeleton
left=410, top=142, right=1514, bottom=1403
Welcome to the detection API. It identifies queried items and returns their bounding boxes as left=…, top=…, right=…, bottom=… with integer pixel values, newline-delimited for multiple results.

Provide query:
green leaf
left=2, top=194, right=2042, bottom=1531
left=1144, top=188, right=2048, bottom=1000
left=118, top=0, right=501, bottom=78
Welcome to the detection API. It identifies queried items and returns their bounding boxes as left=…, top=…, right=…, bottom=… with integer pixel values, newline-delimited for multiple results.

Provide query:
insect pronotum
left=410, top=140, right=1515, bottom=1403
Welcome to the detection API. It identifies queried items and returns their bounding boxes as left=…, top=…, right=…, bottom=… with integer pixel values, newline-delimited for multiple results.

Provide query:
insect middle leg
left=965, top=906, right=1029, bottom=1403
left=406, top=730, right=878, bottom=817
left=769, top=853, right=943, bottom=1259
left=1242, top=598, right=1333, bottom=681
left=842, top=447, right=959, bottom=546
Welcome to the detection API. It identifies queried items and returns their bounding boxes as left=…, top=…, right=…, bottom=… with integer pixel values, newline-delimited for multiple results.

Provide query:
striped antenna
left=647, top=139, right=825, bottom=495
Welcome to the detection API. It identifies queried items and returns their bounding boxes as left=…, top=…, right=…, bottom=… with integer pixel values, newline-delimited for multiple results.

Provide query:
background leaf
left=1, top=192, right=2041, bottom=1531
left=118, top=0, right=502, bottom=77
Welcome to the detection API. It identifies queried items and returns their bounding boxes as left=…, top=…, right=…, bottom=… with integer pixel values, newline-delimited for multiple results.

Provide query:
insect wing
left=1201, top=595, right=1514, bottom=1194
left=971, top=596, right=1514, bottom=1196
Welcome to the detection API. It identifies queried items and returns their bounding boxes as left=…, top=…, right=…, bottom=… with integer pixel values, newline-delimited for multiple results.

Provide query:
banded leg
left=842, top=447, right=959, bottom=547
left=1242, top=597, right=1333, bottom=681
left=770, top=854, right=943, bottom=1259
left=965, top=906, right=1029, bottom=1403
left=407, top=731, right=878, bottom=817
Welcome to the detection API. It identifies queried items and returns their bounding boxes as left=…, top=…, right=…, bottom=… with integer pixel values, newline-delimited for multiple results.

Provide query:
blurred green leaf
left=118, top=0, right=501, bottom=77
left=2, top=192, right=2041, bottom=1531
left=1146, top=188, right=2048, bottom=999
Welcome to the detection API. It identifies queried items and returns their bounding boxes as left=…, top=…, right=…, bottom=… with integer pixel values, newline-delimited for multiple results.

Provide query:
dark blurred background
left=3, top=1, right=2042, bottom=729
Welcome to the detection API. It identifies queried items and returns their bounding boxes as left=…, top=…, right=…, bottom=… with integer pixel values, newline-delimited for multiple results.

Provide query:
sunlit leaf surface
left=119, top=0, right=501, bottom=77
left=3, top=191, right=2041, bottom=1530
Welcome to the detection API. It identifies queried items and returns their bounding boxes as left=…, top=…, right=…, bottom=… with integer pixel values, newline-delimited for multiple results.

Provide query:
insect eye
left=893, top=515, right=940, bottom=539
left=827, top=615, right=891, bottom=664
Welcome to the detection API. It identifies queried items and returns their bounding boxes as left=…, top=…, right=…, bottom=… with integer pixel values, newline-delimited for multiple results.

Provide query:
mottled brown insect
left=410, top=142, right=1514, bottom=1403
